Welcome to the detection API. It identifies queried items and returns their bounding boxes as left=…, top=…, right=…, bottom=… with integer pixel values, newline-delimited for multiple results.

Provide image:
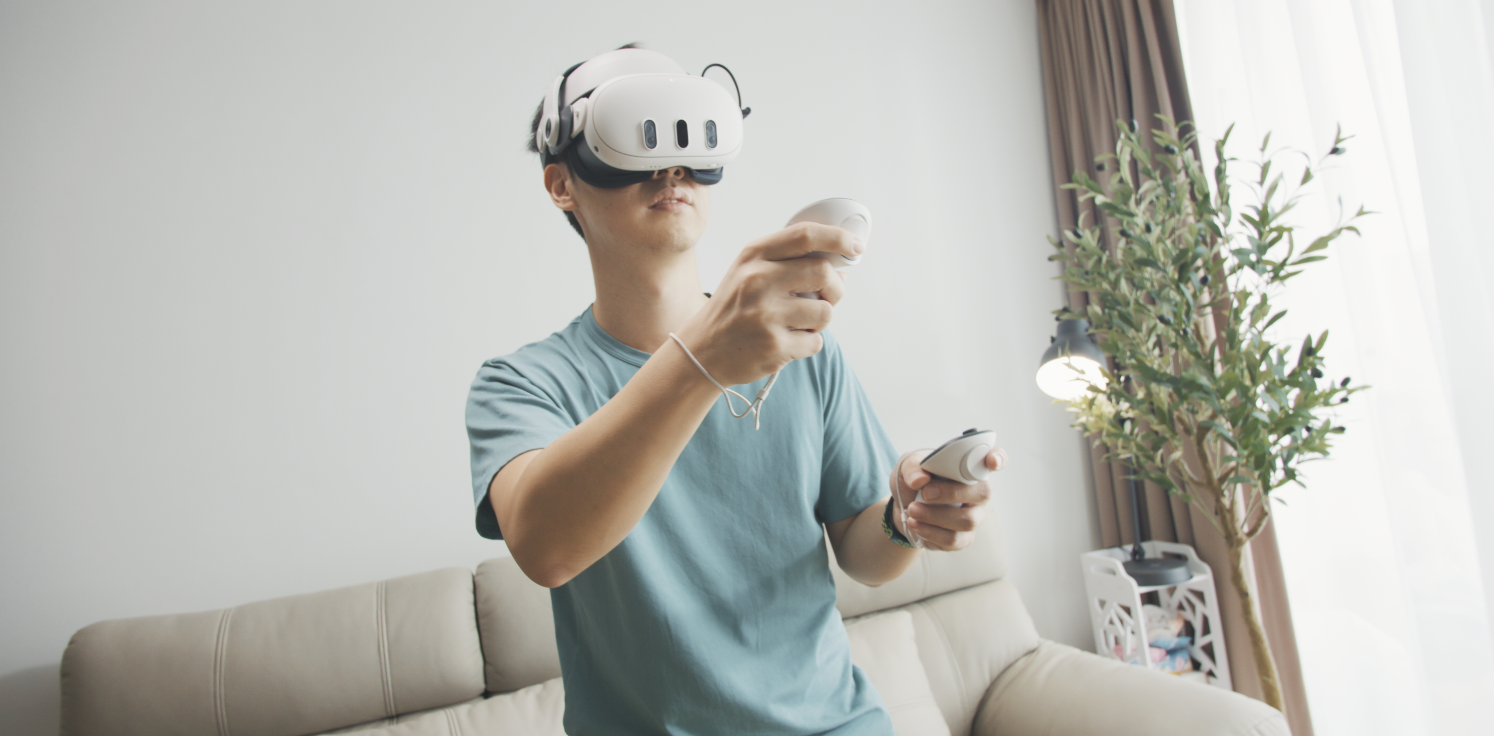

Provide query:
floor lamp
left=1038, top=318, right=1191, bottom=586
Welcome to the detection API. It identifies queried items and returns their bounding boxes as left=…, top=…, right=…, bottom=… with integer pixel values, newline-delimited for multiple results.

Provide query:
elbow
left=839, top=563, right=891, bottom=588
left=530, top=563, right=577, bottom=589
left=507, top=541, right=580, bottom=589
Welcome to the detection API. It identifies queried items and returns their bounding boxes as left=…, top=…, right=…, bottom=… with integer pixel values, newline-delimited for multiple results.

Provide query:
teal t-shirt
left=465, top=305, right=899, bottom=736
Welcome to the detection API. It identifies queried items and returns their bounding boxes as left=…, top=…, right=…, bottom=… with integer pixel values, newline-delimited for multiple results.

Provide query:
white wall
left=0, top=1, right=1099, bottom=731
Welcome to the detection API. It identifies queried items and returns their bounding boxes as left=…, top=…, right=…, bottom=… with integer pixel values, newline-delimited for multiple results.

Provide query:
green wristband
left=882, top=497, right=918, bottom=549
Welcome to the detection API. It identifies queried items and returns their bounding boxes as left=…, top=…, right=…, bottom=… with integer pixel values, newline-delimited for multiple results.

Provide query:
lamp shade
left=1036, top=318, right=1108, bottom=400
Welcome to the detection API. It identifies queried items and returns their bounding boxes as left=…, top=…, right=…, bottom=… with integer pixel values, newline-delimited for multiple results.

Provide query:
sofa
left=59, top=519, right=1288, bottom=735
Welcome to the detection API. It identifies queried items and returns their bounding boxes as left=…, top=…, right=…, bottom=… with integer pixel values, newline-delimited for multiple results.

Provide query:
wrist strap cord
left=667, top=332, right=779, bottom=430
left=888, top=449, right=935, bottom=549
left=891, top=476, right=924, bottom=549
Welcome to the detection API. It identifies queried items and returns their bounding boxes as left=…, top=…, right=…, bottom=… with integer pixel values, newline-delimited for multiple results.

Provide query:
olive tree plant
left=1049, top=117, right=1368, bottom=710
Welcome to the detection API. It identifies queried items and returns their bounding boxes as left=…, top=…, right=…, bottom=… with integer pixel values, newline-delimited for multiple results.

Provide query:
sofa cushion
left=60, top=567, right=485, bottom=736
left=845, top=610, right=951, bottom=736
left=828, top=515, right=1007, bottom=619
left=319, top=678, right=567, bottom=736
left=473, top=554, right=559, bottom=693
left=973, top=640, right=1290, bottom=736
left=845, top=579, right=1041, bottom=736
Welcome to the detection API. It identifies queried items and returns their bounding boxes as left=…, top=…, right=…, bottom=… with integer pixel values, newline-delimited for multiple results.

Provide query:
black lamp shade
left=1036, top=319, right=1108, bottom=400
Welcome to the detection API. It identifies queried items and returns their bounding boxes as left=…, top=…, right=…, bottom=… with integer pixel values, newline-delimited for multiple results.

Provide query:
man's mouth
left=650, top=189, right=693, bottom=210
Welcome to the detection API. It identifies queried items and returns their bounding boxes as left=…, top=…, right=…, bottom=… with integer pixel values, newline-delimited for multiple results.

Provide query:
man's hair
left=528, top=43, right=643, bottom=241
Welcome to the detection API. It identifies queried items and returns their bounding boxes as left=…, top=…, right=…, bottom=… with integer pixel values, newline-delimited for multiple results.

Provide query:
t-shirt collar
left=581, top=305, right=652, bottom=367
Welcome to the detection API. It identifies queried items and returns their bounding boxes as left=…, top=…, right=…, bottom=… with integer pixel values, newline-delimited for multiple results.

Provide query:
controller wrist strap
left=667, top=333, right=779, bottom=430
left=890, top=449, right=936, bottom=549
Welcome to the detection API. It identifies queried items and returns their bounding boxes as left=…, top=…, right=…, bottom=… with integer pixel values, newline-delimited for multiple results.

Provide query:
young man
left=466, top=47, right=1007, bottom=735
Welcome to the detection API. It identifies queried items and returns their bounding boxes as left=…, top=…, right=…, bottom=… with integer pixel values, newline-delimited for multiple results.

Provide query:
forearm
left=833, top=495, right=921, bottom=587
left=501, top=340, right=721, bottom=587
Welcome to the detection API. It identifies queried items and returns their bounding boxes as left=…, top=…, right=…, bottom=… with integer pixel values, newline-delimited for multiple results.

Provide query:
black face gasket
left=565, top=140, right=723, bottom=189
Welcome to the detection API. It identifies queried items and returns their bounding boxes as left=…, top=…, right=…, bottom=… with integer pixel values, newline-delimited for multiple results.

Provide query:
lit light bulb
left=1036, top=318, right=1109, bottom=400
left=1035, top=354, right=1108, bottom=400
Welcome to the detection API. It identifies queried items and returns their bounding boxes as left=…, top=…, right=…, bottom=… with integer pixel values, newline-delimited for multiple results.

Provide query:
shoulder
left=470, top=315, right=592, bottom=399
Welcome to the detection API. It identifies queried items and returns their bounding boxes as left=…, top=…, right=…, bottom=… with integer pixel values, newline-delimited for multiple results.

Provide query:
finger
left=899, top=453, right=932, bottom=491
left=779, top=296, right=834, bottom=333
left=984, top=446, right=1009, bottom=471
left=908, top=501, right=986, bottom=533
left=781, top=329, right=824, bottom=361
left=756, top=222, right=864, bottom=263
left=776, top=257, right=841, bottom=300
left=813, top=264, right=846, bottom=306
left=918, top=479, right=990, bottom=505
left=905, top=520, right=973, bottom=552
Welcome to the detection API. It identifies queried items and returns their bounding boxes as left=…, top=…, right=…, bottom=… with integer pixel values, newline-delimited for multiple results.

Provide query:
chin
left=639, top=215, right=706, bottom=252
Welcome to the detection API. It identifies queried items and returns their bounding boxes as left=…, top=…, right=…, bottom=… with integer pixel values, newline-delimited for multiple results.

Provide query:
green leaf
left=1302, top=235, right=1333, bottom=255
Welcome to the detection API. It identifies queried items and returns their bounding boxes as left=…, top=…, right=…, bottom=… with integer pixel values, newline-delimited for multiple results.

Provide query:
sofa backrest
left=831, top=518, right=1037, bottom=736
left=60, top=517, right=1035, bottom=736
left=59, top=567, right=485, bottom=736
left=827, top=509, right=1008, bottom=618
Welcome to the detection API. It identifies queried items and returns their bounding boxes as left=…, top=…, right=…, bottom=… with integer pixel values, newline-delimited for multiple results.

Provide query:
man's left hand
left=890, top=445, right=1008, bottom=551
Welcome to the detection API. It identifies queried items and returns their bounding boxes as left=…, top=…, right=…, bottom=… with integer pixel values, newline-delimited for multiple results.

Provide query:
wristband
left=882, top=497, right=918, bottom=549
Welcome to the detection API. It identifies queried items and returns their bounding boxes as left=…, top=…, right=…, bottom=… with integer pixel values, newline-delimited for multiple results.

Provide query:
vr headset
left=535, top=48, right=748, bottom=188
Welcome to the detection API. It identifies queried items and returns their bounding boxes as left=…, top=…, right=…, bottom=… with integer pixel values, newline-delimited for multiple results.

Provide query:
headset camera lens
left=642, top=120, right=657, bottom=150
left=705, top=120, right=717, bottom=148
left=675, top=120, right=689, bottom=149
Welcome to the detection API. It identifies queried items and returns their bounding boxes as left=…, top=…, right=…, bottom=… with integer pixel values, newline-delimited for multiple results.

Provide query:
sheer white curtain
left=1172, top=1, right=1494, bottom=734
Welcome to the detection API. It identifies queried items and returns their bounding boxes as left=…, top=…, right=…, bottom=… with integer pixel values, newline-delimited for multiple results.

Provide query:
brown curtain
left=1035, top=2, right=1311, bottom=734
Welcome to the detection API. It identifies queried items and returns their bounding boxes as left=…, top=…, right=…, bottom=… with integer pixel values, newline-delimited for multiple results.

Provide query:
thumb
left=898, top=450, right=933, bottom=493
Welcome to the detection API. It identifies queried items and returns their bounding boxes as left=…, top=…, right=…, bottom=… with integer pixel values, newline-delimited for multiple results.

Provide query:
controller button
left=839, top=214, right=870, bottom=240
left=962, top=444, right=992, bottom=482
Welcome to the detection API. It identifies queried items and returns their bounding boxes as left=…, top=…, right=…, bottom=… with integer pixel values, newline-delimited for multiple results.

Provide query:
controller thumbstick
left=840, top=214, right=870, bottom=240
left=962, top=444, right=992, bottom=482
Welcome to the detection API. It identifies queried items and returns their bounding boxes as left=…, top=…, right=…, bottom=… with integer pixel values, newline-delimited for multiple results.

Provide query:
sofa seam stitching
left=918, top=599, right=970, bottom=724
left=377, top=580, right=396, bottom=718
left=214, top=606, right=235, bottom=736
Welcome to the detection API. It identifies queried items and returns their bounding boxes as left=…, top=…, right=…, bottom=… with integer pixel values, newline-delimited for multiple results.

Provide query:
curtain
left=1035, top=1, right=1314, bottom=733
left=1173, top=0, right=1494, bottom=734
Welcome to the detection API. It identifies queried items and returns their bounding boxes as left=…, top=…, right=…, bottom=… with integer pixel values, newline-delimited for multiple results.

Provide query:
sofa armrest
left=972, top=640, right=1288, bottom=736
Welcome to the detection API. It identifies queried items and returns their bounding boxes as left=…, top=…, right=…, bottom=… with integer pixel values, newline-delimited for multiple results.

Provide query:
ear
left=544, top=163, right=578, bottom=213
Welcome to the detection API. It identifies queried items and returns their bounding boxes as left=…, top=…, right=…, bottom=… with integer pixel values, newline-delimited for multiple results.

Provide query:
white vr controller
left=785, top=198, right=870, bottom=299
left=901, top=428, right=997, bottom=549
left=919, top=428, right=996, bottom=486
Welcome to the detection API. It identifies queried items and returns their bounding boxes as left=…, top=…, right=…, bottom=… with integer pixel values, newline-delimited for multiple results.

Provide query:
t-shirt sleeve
left=466, top=359, right=576, bottom=539
left=815, top=331, right=899, bottom=525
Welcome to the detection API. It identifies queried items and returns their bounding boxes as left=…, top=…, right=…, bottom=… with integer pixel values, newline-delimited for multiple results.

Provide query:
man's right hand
left=673, top=222, right=865, bottom=386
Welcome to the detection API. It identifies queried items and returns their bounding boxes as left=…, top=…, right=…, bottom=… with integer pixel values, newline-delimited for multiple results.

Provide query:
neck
left=588, top=239, right=710, bottom=354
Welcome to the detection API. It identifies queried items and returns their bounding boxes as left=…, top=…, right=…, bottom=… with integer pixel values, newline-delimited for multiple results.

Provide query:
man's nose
left=653, top=167, right=688, bottom=181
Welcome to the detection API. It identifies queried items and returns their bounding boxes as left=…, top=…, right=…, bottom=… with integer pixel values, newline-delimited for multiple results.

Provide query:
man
left=466, top=46, right=1007, bottom=735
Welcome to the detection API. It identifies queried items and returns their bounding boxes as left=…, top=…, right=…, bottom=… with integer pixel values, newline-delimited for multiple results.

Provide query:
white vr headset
left=535, top=48, right=748, bottom=188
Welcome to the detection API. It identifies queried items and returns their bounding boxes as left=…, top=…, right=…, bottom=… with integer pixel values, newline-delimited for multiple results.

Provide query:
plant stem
left=1227, top=529, right=1285, bottom=712
left=1194, top=431, right=1284, bottom=711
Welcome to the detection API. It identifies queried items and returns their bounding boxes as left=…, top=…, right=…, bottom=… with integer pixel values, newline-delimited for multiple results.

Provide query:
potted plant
left=1049, top=117, right=1369, bottom=710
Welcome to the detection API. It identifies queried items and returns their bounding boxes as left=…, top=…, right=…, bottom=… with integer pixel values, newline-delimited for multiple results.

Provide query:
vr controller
left=786, top=198, right=871, bottom=299
left=900, top=428, right=997, bottom=549
left=919, top=428, right=997, bottom=486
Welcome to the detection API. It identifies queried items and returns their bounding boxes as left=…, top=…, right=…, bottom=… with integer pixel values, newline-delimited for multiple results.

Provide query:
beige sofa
left=59, top=521, right=1288, bottom=735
